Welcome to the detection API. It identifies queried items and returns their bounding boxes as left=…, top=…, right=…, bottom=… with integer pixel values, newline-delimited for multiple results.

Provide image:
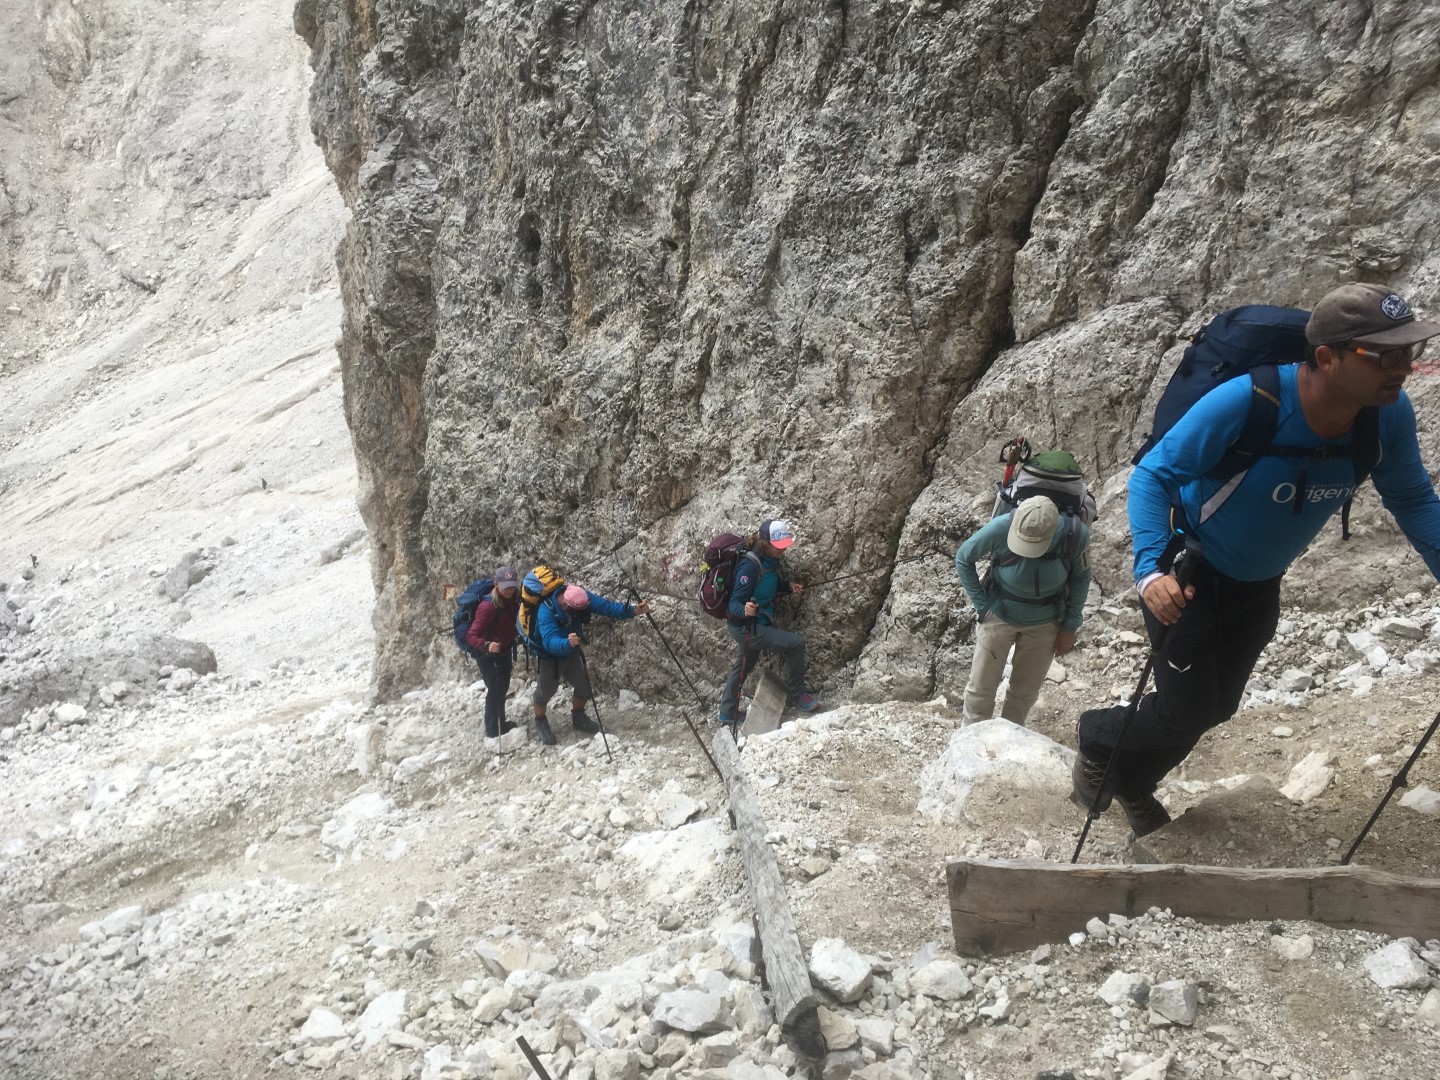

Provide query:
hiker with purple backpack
left=715, top=519, right=818, bottom=727
left=462, top=565, right=522, bottom=737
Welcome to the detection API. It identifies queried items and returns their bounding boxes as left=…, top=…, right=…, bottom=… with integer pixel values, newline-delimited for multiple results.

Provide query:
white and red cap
left=760, top=519, right=795, bottom=550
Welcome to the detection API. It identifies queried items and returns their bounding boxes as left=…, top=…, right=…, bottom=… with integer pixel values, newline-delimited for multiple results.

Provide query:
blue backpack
left=1134, top=305, right=1379, bottom=539
left=452, top=578, right=495, bottom=660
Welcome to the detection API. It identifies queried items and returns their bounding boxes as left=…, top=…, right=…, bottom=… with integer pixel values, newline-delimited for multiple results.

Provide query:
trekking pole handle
left=1172, top=545, right=1201, bottom=593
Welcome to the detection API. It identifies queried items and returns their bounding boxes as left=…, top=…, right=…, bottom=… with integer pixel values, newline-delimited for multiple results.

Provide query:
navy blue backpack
left=452, top=578, right=495, bottom=660
left=1134, top=305, right=1379, bottom=539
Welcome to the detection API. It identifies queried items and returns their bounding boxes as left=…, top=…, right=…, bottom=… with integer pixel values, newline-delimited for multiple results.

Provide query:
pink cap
left=563, top=585, right=590, bottom=609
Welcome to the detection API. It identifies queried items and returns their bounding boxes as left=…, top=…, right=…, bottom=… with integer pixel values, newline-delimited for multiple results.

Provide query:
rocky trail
left=2, top=542, right=1440, bottom=1080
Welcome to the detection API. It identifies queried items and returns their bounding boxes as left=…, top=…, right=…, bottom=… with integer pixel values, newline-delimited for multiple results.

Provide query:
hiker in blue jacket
left=717, top=519, right=819, bottom=726
left=531, top=584, right=649, bottom=745
left=1075, top=283, right=1440, bottom=836
left=955, top=496, right=1091, bottom=726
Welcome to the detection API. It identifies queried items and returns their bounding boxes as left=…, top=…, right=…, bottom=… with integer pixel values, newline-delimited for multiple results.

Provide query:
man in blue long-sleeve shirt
left=1075, top=284, right=1440, bottom=836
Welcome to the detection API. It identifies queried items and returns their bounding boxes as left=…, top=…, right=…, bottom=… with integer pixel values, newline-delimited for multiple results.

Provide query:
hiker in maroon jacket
left=465, top=565, right=521, bottom=737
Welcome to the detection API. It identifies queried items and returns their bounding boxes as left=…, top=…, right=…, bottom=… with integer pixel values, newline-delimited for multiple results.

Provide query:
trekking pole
left=1071, top=550, right=1199, bottom=863
left=574, top=648, right=614, bottom=764
left=614, top=574, right=711, bottom=710
left=516, top=1036, right=554, bottom=1080
left=1340, top=709, right=1440, bottom=865
left=611, top=573, right=729, bottom=784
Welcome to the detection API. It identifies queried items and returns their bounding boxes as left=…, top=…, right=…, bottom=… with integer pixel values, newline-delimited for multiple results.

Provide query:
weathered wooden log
left=711, top=730, right=821, bottom=1042
left=948, top=857, right=1440, bottom=956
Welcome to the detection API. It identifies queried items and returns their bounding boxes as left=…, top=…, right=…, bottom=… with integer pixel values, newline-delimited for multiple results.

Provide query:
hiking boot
left=718, top=708, right=747, bottom=728
left=498, top=719, right=517, bottom=735
left=1070, top=754, right=1113, bottom=813
left=789, top=692, right=819, bottom=713
left=534, top=716, right=557, bottom=746
left=1116, top=791, right=1171, bottom=838
left=571, top=709, right=601, bottom=734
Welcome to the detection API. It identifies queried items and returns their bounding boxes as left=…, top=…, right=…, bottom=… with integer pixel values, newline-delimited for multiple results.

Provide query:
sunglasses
left=1344, top=341, right=1426, bottom=369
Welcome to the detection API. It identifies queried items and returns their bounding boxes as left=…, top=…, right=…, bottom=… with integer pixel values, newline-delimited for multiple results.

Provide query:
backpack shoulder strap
left=1213, top=363, right=1281, bottom=482
left=1057, top=514, right=1081, bottom=574
left=1338, top=405, right=1381, bottom=542
left=1352, top=405, right=1380, bottom=485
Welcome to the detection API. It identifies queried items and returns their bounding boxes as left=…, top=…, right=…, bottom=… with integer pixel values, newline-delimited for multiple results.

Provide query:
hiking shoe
left=718, top=708, right=747, bottom=727
left=1116, top=791, right=1171, bottom=837
left=534, top=716, right=557, bottom=746
left=498, top=719, right=517, bottom=735
left=571, top=710, right=601, bottom=734
left=1070, top=754, right=1113, bottom=813
left=790, top=692, right=819, bottom=713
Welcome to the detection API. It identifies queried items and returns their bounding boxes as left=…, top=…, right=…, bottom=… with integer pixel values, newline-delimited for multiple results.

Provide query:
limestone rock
left=1419, top=988, right=1440, bottom=1028
left=1147, top=981, right=1198, bottom=1027
left=1270, top=935, right=1315, bottom=961
left=1400, top=786, right=1440, bottom=815
left=652, top=988, right=731, bottom=1034
left=817, top=1006, right=858, bottom=1050
left=1276, top=669, right=1314, bottom=693
left=297, top=1008, right=347, bottom=1045
left=854, top=1016, right=895, bottom=1055
left=474, top=986, right=517, bottom=1024
left=1097, top=971, right=1150, bottom=1006
left=910, top=959, right=972, bottom=1002
left=1279, top=751, right=1335, bottom=803
left=1364, top=940, right=1432, bottom=989
left=358, top=991, right=408, bottom=1047
left=809, top=938, right=874, bottom=1004
left=1120, top=1054, right=1173, bottom=1080
left=654, top=792, right=703, bottom=829
left=1378, top=617, right=1425, bottom=641
left=915, top=720, right=1073, bottom=821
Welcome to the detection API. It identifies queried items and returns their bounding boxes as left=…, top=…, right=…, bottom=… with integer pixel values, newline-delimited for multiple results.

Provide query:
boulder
left=916, top=719, right=1074, bottom=821
left=809, top=938, right=874, bottom=1003
left=652, top=987, right=731, bottom=1034
left=1364, top=940, right=1432, bottom=990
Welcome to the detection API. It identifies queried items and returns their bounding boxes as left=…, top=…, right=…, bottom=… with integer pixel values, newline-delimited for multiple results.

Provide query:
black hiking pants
left=476, top=652, right=513, bottom=737
left=1076, top=562, right=1281, bottom=798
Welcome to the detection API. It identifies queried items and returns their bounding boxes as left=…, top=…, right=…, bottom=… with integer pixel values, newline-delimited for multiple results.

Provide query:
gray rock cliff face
left=296, top=0, right=1440, bottom=702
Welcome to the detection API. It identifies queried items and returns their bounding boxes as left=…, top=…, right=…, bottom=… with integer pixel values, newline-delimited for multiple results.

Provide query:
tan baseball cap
left=1007, top=497, right=1060, bottom=558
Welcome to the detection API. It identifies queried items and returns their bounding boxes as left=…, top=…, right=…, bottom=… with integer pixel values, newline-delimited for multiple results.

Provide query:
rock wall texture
left=296, top=0, right=1440, bottom=702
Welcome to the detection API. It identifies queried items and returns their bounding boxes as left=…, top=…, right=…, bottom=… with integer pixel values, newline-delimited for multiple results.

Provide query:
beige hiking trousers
left=962, top=614, right=1060, bottom=726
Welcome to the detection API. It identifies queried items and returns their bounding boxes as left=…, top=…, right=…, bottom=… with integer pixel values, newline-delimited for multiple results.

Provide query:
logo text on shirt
left=1272, top=482, right=1355, bottom=505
